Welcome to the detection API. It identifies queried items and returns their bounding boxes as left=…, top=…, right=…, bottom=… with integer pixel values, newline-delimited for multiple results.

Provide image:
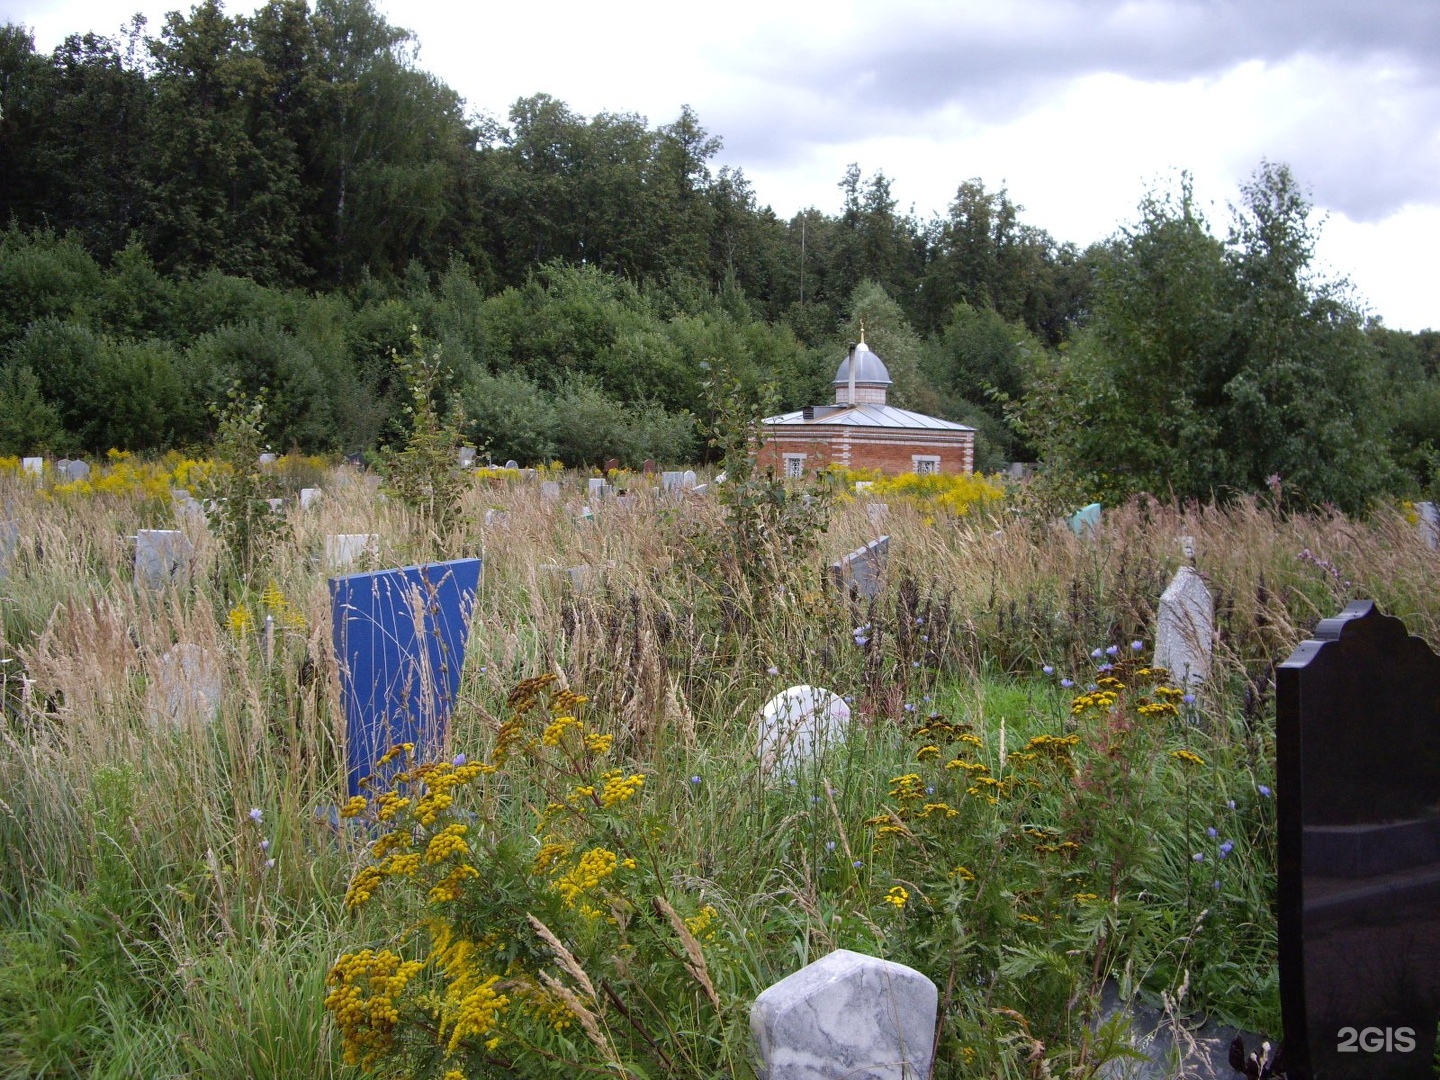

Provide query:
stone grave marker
left=331, top=557, right=481, bottom=798
left=504, top=459, right=519, bottom=471
left=756, top=685, right=850, bottom=776
left=1069, top=502, right=1102, bottom=536
left=147, top=644, right=221, bottom=728
left=326, top=533, right=379, bottom=570
left=682, top=469, right=697, bottom=489
left=135, top=529, right=194, bottom=589
left=540, top=481, right=561, bottom=502
left=1153, top=566, right=1212, bottom=685
left=56, top=458, right=71, bottom=471
left=266, top=497, right=285, bottom=513
left=299, top=487, right=322, bottom=510
left=587, top=478, right=610, bottom=499
left=484, top=508, right=509, bottom=528
left=457, top=446, right=477, bottom=468
left=662, top=471, right=684, bottom=492
left=604, top=457, right=620, bottom=473
left=576, top=505, right=594, bottom=523
left=1417, top=501, right=1438, bottom=550
left=830, top=536, right=889, bottom=601
left=1276, top=601, right=1440, bottom=1079
left=344, top=451, right=365, bottom=467
left=21, top=457, right=42, bottom=478
left=642, top=459, right=657, bottom=474
left=691, top=484, right=707, bottom=496
left=0, top=518, right=18, bottom=581
left=751, top=948, right=937, bottom=1080
left=855, top=481, right=873, bottom=493
left=258, top=452, right=278, bottom=465
left=64, top=460, right=89, bottom=482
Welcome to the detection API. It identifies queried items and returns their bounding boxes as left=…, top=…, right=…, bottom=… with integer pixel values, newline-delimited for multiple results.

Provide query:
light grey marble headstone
left=457, top=446, right=477, bottom=468
left=830, top=536, right=889, bottom=601
left=691, top=484, right=708, bottom=496
left=56, top=458, right=71, bottom=471
left=504, top=459, right=520, bottom=471
left=135, top=529, right=193, bottom=589
left=21, top=457, right=42, bottom=478
left=588, top=478, right=610, bottom=498
left=751, top=948, right=937, bottom=1080
left=484, top=508, right=509, bottom=528
left=682, top=470, right=697, bottom=490
left=540, top=481, right=561, bottom=502
left=299, top=487, right=322, bottom=510
left=258, top=452, right=278, bottom=465
left=148, top=643, right=221, bottom=728
left=64, top=460, right=89, bottom=482
left=662, top=471, right=684, bottom=492
left=1153, top=566, right=1213, bottom=685
left=756, top=685, right=850, bottom=776
left=855, top=481, right=873, bottom=493
left=1417, top=502, right=1438, bottom=551
left=325, top=533, right=378, bottom=569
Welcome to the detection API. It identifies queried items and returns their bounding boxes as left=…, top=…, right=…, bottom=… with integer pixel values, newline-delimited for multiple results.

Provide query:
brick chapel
left=759, top=334, right=976, bottom=478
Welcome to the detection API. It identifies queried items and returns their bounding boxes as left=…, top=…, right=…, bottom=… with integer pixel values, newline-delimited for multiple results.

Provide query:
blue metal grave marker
left=330, top=558, right=481, bottom=797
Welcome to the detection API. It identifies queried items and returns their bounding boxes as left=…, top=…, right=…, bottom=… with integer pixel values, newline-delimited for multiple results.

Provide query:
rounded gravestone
left=757, top=685, right=850, bottom=777
left=604, top=457, right=620, bottom=473
left=505, top=460, right=520, bottom=471
left=642, top=459, right=657, bottom=474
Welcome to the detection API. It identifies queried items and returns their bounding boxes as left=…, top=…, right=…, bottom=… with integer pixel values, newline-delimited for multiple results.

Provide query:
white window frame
left=912, top=455, right=940, bottom=476
left=783, top=453, right=807, bottom=479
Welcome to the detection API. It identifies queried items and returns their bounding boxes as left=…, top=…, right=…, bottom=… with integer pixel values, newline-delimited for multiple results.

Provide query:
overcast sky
left=8, top=0, right=1439, bottom=330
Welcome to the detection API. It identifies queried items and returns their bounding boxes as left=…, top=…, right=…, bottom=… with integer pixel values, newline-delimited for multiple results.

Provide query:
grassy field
left=1, top=459, right=1436, bottom=1079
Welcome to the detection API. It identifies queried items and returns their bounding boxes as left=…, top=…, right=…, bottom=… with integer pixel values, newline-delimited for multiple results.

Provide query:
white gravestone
left=457, top=446, right=477, bottom=468
left=540, top=481, right=561, bottom=502
left=135, top=530, right=193, bottom=589
left=756, top=685, right=850, bottom=776
left=325, top=533, right=379, bottom=570
left=148, top=644, right=221, bottom=728
left=504, top=459, right=520, bottom=471
left=258, top=452, right=278, bottom=465
left=751, top=949, right=938, bottom=1080
left=1417, top=501, right=1439, bottom=551
left=682, top=470, right=697, bottom=490
left=587, top=478, right=610, bottom=499
left=21, top=457, right=42, bottom=478
left=1153, top=566, right=1214, bottom=685
left=662, top=471, right=684, bottom=492
left=299, top=487, right=322, bottom=510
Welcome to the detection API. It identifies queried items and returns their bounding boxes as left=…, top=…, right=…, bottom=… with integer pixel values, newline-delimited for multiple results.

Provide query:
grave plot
left=1277, top=601, right=1440, bottom=1079
left=330, top=557, right=482, bottom=797
left=830, top=536, right=889, bottom=601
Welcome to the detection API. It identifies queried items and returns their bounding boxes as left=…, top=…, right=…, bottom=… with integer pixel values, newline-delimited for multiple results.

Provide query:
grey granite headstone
left=1153, top=566, right=1213, bottom=684
left=756, top=685, right=850, bottom=776
left=64, top=460, right=89, bottom=482
left=299, top=487, right=322, bottom=510
left=691, top=484, right=708, bottom=496
left=662, top=471, right=684, bottom=492
left=830, top=536, right=889, bottom=601
left=1417, top=501, right=1438, bottom=551
left=587, top=478, right=610, bottom=499
left=457, top=446, right=477, bottom=468
left=56, top=458, right=71, bottom=471
left=135, top=530, right=193, bottom=589
left=148, top=643, right=221, bottom=728
left=540, top=481, right=561, bottom=502
left=751, top=948, right=937, bottom=1080
left=325, top=533, right=378, bottom=570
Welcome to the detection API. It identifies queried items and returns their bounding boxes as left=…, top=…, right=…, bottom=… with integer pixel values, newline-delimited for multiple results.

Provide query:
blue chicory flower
left=1207, top=826, right=1218, bottom=838
left=1219, top=840, right=1234, bottom=858
left=1105, top=644, right=1119, bottom=657
left=1193, top=852, right=1205, bottom=862
left=1258, top=785, right=1272, bottom=798
left=1043, top=665, right=1054, bottom=675
left=1060, top=678, right=1074, bottom=688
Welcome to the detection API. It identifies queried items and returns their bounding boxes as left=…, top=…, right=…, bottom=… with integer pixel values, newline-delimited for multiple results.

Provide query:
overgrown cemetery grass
left=2, top=463, right=1438, bottom=1078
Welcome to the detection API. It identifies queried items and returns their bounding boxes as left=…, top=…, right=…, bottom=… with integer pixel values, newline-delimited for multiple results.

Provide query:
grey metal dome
left=832, top=341, right=892, bottom=386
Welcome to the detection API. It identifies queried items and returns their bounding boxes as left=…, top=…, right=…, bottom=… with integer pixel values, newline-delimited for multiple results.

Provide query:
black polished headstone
left=1276, top=601, right=1440, bottom=1079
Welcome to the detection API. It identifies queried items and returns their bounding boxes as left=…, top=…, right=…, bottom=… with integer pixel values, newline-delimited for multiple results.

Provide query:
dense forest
left=2, top=0, right=1438, bottom=509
